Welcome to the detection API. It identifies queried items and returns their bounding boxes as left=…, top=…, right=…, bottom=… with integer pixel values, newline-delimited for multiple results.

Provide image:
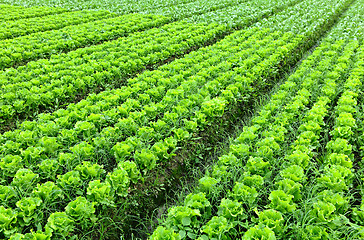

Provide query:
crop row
left=150, top=36, right=356, bottom=240
left=0, top=0, right=352, bottom=237
left=0, top=9, right=117, bottom=40
left=236, top=5, right=364, bottom=234
left=0, top=4, right=66, bottom=21
left=0, top=25, right=266, bottom=238
left=0, top=0, right=205, bottom=14
left=0, top=21, right=227, bottom=123
left=0, top=26, right=283, bottom=238
left=0, top=0, right=245, bottom=42
left=0, top=0, right=296, bottom=124
left=293, top=2, right=364, bottom=237
left=298, top=44, right=363, bottom=239
left=248, top=40, right=357, bottom=239
left=351, top=50, right=364, bottom=234
left=141, top=0, right=251, bottom=20
left=150, top=0, right=364, bottom=238
left=185, top=0, right=298, bottom=27
left=350, top=0, right=364, bottom=226
left=0, top=0, right=297, bottom=72
left=0, top=14, right=171, bottom=70
left=276, top=1, right=364, bottom=237
left=82, top=0, right=197, bottom=14
left=0, top=0, right=343, bottom=165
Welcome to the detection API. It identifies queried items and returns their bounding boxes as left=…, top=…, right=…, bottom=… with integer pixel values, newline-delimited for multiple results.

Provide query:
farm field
left=0, top=0, right=363, bottom=239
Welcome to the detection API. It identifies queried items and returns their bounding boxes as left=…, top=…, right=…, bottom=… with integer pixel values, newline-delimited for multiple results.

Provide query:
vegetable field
left=0, top=0, right=363, bottom=239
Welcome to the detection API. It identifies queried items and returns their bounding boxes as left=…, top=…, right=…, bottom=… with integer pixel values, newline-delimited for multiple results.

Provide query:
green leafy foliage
left=65, top=196, right=96, bottom=229
left=200, top=216, right=234, bottom=240
left=0, top=4, right=65, bottom=21
left=16, top=197, right=42, bottom=226
left=258, top=209, right=284, bottom=235
left=165, top=206, right=201, bottom=239
left=150, top=226, right=181, bottom=240
left=86, top=180, right=115, bottom=207
left=45, top=212, right=74, bottom=237
left=0, top=9, right=116, bottom=40
left=217, top=198, right=245, bottom=220
left=243, top=224, right=276, bottom=240
left=1, top=0, right=361, bottom=238
left=0, top=206, right=18, bottom=237
left=269, top=190, right=296, bottom=213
